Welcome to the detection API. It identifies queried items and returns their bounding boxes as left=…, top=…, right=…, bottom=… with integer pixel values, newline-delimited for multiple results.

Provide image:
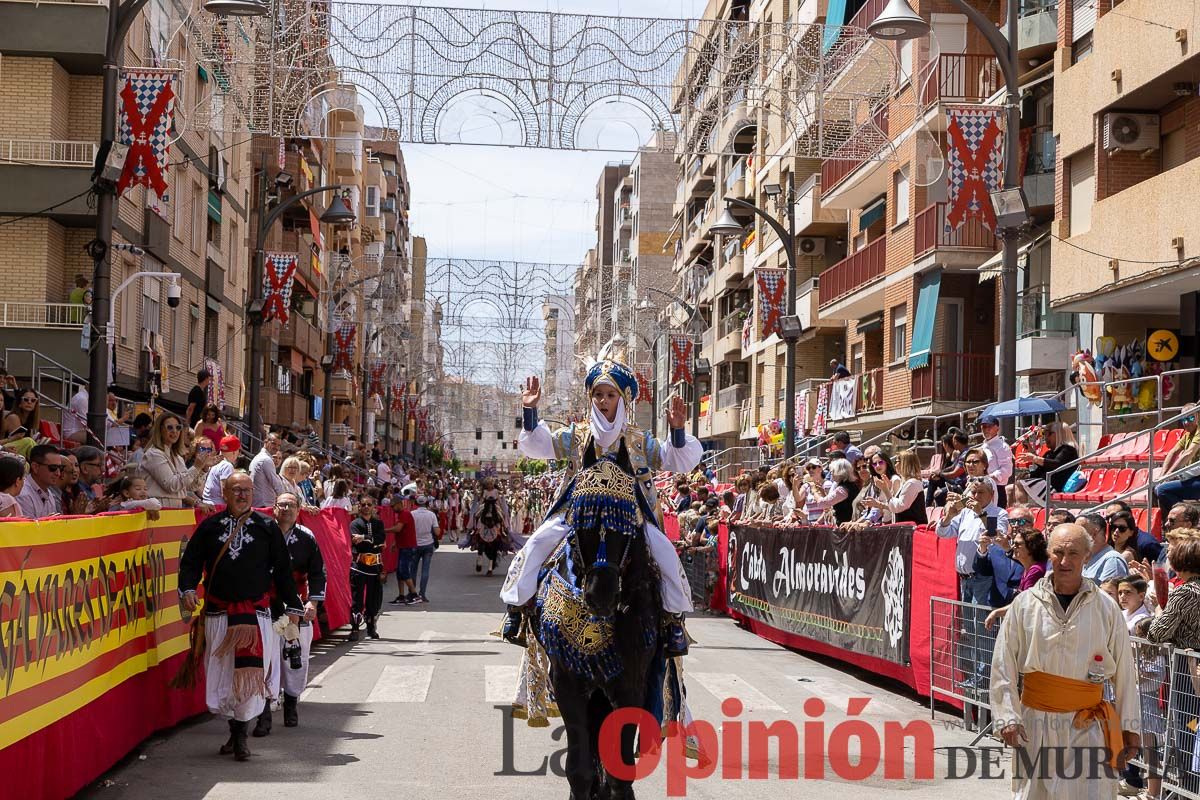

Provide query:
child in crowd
left=1099, top=578, right=1121, bottom=605
left=106, top=475, right=163, bottom=519
left=1118, top=577, right=1152, bottom=632
left=0, top=455, right=23, bottom=517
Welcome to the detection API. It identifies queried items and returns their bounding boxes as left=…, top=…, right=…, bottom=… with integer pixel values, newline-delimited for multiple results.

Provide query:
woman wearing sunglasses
left=1, top=389, right=40, bottom=457
left=141, top=413, right=218, bottom=508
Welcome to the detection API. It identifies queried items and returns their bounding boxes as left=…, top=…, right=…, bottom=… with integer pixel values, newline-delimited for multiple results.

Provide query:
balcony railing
left=857, top=367, right=884, bottom=413
left=717, top=383, right=749, bottom=409
left=1018, top=283, right=1074, bottom=339
left=1024, top=124, right=1056, bottom=175
left=1, top=139, right=97, bottom=167
left=718, top=312, right=745, bottom=337
left=919, top=54, right=1001, bottom=108
left=910, top=353, right=995, bottom=403
left=820, top=105, right=889, bottom=197
left=0, top=302, right=86, bottom=328
left=913, top=202, right=998, bottom=257
left=725, top=157, right=746, bottom=190
left=818, top=237, right=886, bottom=307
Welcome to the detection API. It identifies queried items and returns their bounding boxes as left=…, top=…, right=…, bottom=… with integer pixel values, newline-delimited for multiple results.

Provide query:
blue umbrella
left=979, top=397, right=1067, bottom=419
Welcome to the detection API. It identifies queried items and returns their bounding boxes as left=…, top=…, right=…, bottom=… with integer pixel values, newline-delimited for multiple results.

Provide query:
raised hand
left=666, top=394, right=687, bottom=429
left=521, top=376, right=541, bottom=408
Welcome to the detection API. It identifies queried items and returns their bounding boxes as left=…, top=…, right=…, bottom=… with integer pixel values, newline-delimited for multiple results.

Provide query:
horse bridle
left=566, top=527, right=636, bottom=616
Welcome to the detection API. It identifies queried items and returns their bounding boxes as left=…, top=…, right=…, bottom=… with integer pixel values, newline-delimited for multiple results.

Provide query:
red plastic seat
left=1148, top=509, right=1163, bottom=539
left=1156, top=428, right=1185, bottom=459
left=1097, top=433, right=1114, bottom=451
left=1033, top=507, right=1047, bottom=529
left=1122, top=433, right=1152, bottom=465
left=1094, top=433, right=1127, bottom=464
left=1055, top=468, right=1100, bottom=503
left=1140, top=430, right=1172, bottom=464
left=1082, top=468, right=1124, bottom=504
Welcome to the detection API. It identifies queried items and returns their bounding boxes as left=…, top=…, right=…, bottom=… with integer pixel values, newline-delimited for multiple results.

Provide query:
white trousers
left=281, top=623, right=314, bottom=698
left=204, top=611, right=277, bottom=722
left=499, top=515, right=693, bottom=614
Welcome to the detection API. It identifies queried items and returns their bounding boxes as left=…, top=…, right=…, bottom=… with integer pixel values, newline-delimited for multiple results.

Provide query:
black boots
left=665, top=614, right=689, bottom=658
left=283, top=693, right=299, bottom=727
left=349, top=611, right=362, bottom=642
left=219, top=719, right=237, bottom=755
left=220, top=719, right=251, bottom=761
left=252, top=705, right=272, bottom=737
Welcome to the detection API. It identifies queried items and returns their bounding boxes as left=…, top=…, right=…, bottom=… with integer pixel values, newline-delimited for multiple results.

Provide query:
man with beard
left=178, top=471, right=303, bottom=762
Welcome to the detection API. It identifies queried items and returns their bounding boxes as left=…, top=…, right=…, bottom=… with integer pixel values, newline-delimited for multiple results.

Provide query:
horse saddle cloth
left=537, top=570, right=614, bottom=659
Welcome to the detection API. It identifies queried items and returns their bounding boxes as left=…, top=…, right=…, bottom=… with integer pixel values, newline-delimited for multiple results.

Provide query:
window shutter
left=1072, top=0, right=1096, bottom=42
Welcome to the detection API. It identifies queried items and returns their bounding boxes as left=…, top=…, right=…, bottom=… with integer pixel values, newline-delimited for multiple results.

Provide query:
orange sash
left=1020, top=670, right=1125, bottom=767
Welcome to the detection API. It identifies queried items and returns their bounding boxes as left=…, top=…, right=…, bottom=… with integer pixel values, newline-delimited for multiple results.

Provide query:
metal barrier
left=930, top=595, right=1200, bottom=798
left=680, top=544, right=718, bottom=609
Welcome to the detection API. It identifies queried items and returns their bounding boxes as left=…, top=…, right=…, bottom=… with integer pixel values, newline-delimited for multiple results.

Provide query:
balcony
left=725, top=157, right=748, bottom=199
left=857, top=368, right=885, bottom=414
left=0, top=302, right=85, bottom=329
left=0, top=0, right=108, bottom=73
left=618, top=205, right=632, bottom=229
left=919, top=54, right=1001, bottom=112
left=910, top=353, right=995, bottom=404
left=817, top=237, right=886, bottom=317
left=912, top=202, right=998, bottom=268
left=716, top=313, right=744, bottom=358
left=1023, top=124, right=1056, bottom=209
left=278, top=314, right=322, bottom=359
left=331, top=375, right=354, bottom=400
left=716, top=383, right=750, bottom=410
left=716, top=240, right=744, bottom=286
left=1017, top=283, right=1075, bottom=375
left=794, top=173, right=847, bottom=235
left=0, top=139, right=97, bottom=222
left=819, top=106, right=890, bottom=209
left=1004, top=0, right=1058, bottom=61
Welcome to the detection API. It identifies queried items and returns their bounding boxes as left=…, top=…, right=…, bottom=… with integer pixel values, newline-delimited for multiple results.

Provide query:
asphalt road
left=82, top=549, right=1008, bottom=800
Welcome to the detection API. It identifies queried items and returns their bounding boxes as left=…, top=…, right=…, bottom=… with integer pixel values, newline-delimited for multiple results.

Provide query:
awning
left=857, top=311, right=884, bottom=334
left=207, top=189, right=221, bottom=223
left=859, top=197, right=887, bottom=230
left=907, top=269, right=942, bottom=369
left=976, top=230, right=1050, bottom=281
left=822, top=0, right=867, bottom=52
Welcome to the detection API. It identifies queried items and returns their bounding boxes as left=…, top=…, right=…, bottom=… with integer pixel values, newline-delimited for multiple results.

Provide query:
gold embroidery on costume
left=540, top=572, right=615, bottom=657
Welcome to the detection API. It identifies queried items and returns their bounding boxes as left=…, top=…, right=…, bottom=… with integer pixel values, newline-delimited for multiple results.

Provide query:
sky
left=356, top=0, right=710, bottom=386
left=392, top=0, right=708, bottom=266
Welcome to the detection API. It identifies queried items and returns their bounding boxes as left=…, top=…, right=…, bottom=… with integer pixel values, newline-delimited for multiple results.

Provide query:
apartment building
left=0, top=1, right=253, bottom=418
left=541, top=294, right=576, bottom=421
left=1049, top=0, right=1200, bottom=404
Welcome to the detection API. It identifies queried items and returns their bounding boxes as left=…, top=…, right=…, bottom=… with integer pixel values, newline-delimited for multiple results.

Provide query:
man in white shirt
left=16, top=444, right=64, bottom=519
left=376, top=458, right=392, bottom=487
left=250, top=433, right=286, bottom=508
left=62, top=386, right=88, bottom=445
left=203, top=435, right=242, bottom=506
left=935, top=476, right=1009, bottom=691
left=978, top=414, right=1014, bottom=507
left=409, top=496, right=441, bottom=603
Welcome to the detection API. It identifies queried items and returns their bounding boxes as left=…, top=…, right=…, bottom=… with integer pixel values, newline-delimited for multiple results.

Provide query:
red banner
left=945, top=105, right=1004, bottom=232
left=299, top=507, right=352, bottom=634
left=669, top=335, right=693, bottom=384
left=333, top=323, right=356, bottom=372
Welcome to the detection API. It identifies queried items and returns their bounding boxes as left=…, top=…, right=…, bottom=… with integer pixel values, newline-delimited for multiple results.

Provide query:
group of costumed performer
left=498, top=355, right=704, bottom=735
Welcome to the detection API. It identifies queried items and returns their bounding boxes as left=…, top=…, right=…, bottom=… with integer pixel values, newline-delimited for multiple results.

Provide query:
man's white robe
left=990, top=576, right=1141, bottom=800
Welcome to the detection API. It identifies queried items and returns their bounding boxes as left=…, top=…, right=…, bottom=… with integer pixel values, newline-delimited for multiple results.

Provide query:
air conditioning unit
left=1103, top=112, right=1160, bottom=152
left=797, top=236, right=826, bottom=256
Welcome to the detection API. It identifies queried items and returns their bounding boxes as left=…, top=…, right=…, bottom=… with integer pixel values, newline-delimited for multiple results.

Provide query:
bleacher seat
left=39, top=420, right=62, bottom=446
left=1156, top=429, right=1184, bottom=460
left=1055, top=468, right=1101, bottom=503
left=1033, top=507, right=1047, bottom=529
left=1082, top=468, right=1125, bottom=504
left=1122, top=433, right=1152, bottom=464
left=1126, top=468, right=1151, bottom=503
left=1148, top=508, right=1162, bottom=539
left=1094, top=433, right=1127, bottom=464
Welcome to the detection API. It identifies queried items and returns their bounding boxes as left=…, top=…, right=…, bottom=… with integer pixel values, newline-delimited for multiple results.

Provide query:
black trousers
left=350, top=569, right=383, bottom=628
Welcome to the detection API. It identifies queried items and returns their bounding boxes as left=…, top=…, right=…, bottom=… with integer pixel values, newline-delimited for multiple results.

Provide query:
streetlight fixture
left=709, top=207, right=745, bottom=238
left=866, top=0, right=1021, bottom=420
left=866, top=0, right=931, bottom=40
left=990, top=187, right=1030, bottom=230
left=778, top=314, right=804, bottom=341
left=202, top=0, right=268, bottom=16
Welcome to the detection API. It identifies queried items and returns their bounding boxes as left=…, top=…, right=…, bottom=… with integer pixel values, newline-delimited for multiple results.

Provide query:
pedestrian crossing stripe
left=485, top=665, right=521, bottom=704
left=690, top=672, right=786, bottom=712
left=366, top=665, right=435, bottom=702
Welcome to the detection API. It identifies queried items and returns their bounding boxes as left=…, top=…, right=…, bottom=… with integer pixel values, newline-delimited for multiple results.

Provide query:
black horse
left=532, top=461, right=664, bottom=800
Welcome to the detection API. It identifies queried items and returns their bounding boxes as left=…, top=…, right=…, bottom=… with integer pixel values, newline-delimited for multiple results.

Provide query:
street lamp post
left=868, top=0, right=1025, bottom=422
left=711, top=171, right=799, bottom=459
left=86, top=0, right=154, bottom=446
left=246, top=155, right=353, bottom=440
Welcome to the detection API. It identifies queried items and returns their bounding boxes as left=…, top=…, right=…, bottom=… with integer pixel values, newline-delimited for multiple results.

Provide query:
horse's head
left=580, top=525, right=632, bottom=617
left=566, top=460, right=643, bottom=619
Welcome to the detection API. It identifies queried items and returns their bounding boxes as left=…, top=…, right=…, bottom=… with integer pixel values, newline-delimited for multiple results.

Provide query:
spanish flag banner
left=0, top=510, right=204, bottom=797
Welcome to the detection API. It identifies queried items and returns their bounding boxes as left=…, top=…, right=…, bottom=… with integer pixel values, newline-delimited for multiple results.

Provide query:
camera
left=284, top=639, right=303, bottom=670
left=166, top=281, right=181, bottom=308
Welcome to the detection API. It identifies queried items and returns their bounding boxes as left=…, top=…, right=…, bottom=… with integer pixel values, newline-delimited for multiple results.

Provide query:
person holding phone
left=936, top=476, right=1009, bottom=691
